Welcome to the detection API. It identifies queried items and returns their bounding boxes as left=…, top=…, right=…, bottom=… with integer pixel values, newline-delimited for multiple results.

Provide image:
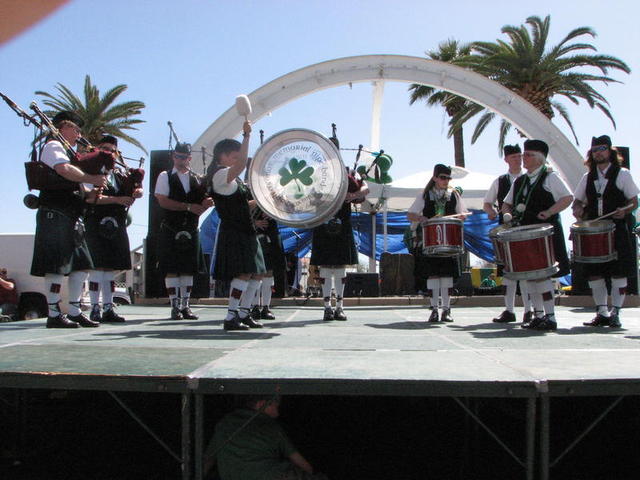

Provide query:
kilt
left=584, top=218, right=636, bottom=278
left=259, top=233, right=285, bottom=272
left=213, top=227, right=266, bottom=280
left=84, top=212, right=132, bottom=270
left=157, top=222, right=207, bottom=275
left=414, top=253, right=460, bottom=280
left=30, top=208, right=94, bottom=277
left=310, top=222, right=358, bottom=266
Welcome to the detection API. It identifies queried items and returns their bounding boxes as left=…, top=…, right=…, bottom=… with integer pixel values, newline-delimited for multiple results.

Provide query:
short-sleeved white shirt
left=573, top=164, right=639, bottom=203
left=41, top=141, right=70, bottom=169
left=483, top=172, right=522, bottom=205
left=155, top=168, right=191, bottom=196
left=211, top=167, right=238, bottom=196
left=503, top=167, right=572, bottom=205
left=408, top=188, right=467, bottom=215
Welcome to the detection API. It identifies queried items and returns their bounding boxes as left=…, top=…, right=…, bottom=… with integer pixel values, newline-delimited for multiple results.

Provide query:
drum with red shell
left=497, top=224, right=558, bottom=280
left=570, top=220, right=617, bottom=264
left=489, top=224, right=509, bottom=265
left=421, top=217, right=464, bottom=257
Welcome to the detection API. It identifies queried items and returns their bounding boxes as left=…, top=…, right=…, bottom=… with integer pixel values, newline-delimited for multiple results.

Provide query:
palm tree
left=451, top=15, right=630, bottom=152
left=409, top=39, right=473, bottom=167
left=35, top=75, right=147, bottom=153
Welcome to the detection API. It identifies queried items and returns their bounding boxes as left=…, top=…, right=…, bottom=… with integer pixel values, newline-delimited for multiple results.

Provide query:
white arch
left=193, top=54, right=584, bottom=187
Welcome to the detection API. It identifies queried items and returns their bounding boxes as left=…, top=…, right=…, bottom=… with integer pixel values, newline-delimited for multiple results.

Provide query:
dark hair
left=585, top=146, right=624, bottom=171
left=213, top=139, right=242, bottom=164
left=422, top=178, right=436, bottom=200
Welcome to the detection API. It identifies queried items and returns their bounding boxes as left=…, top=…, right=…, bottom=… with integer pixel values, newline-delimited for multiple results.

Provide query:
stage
left=2, top=303, right=640, bottom=479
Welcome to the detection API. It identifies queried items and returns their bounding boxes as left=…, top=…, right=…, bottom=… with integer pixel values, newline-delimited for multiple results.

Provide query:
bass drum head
left=249, top=129, right=348, bottom=229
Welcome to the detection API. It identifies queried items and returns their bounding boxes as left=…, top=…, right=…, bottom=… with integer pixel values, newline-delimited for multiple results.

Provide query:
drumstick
left=235, top=94, right=252, bottom=121
left=593, top=203, right=634, bottom=221
left=440, top=212, right=472, bottom=220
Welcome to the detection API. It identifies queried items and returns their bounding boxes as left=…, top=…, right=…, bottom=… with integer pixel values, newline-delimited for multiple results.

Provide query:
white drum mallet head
left=503, top=212, right=512, bottom=223
left=235, top=94, right=252, bottom=119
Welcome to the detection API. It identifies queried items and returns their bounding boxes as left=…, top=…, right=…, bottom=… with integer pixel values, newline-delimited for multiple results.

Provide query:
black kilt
left=157, top=222, right=207, bottom=275
left=310, top=222, right=358, bottom=266
left=84, top=212, right=132, bottom=270
left=30, top=208, right=94, bottom=277
left=584, top=218, right=635, bottom=278
left=259, top=233, right=285, bottom=272
left=414, top=253, right=460, bottom=280
left=213, top=227, right=266, bottom=280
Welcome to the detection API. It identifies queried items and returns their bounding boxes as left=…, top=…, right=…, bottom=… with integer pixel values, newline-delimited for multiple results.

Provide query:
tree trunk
left=453, top=126, right=465, bottom=168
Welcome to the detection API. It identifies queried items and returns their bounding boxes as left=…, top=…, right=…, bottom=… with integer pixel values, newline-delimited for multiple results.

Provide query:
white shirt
left=573, top=164, right=639, bottom=203
left=155, top=168, right=191, bottom=196
left=211, top=167, right=239, bottom=196
left=41, top=140, right=70, bottom=169
left=503, top=167, right=572, bottom=205
left=408, top=188, right=467, bottom=215
left=483, top=171, right=522, bottom=205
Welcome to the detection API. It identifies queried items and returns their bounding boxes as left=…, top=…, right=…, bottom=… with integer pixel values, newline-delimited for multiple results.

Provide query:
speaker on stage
left=380, top=253, right=415, bottom=295
left=344, top=273, right=380, bottom=297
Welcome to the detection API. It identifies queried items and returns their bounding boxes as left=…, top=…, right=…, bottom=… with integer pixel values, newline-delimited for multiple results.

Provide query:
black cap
left=591, top=135, right=612, bottom=148
left=174, top=142, right=191, bottom=155
left=99, top=135, right=118, bottom=146
left=433, top=164, right=452, bottom=177
left=52, top=110, right=84, bottom=128
left=503, top=144, right=521, bottom=156
left=524, top=139, right=549, bottom=157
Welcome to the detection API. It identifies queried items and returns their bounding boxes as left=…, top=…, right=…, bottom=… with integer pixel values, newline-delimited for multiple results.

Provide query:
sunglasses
left=100, top=146, right=116, bottom=153
left=174, top=153, right=190, bottom=160
left=591, top=145, right=608, bottom=153
left=438, top=175, right=452, bottom=180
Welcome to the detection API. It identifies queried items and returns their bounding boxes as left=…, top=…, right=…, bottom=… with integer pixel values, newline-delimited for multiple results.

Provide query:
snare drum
left=489, top=224, right=509, bottom=265
left=570, top=220, right=617, bottom=263
left=497, top=224, right=558, bottom=280
left=422, top=218, right=464, bottom=257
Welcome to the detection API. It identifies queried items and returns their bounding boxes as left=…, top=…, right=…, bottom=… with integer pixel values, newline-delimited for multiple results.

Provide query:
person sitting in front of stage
left=0, top=268, right=18, bottom=322
left=502, top=140, right=573, bottom=331
left=407, top=164, right=468, bottom=323
left=204, top=395, right=329, bottom=480
left=481, top=273, right=497, bottom=288
left=207, top=121, right=266, bottom=331
left=572, top=135, right=639, bottom=328
left=155, top=142, right=213, bottom=320
left=483, top=144, right=535, bottom=324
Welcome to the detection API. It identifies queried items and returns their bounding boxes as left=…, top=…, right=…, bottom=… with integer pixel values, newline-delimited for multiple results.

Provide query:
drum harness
left=512, top=165, right=548, bottom=225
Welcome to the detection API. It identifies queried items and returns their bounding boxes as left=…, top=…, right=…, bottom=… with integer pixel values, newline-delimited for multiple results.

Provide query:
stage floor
left=2, top=304, right=640, bottom=398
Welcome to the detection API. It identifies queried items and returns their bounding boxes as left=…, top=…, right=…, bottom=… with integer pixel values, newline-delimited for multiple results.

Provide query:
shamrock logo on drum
left=279, top=157, right=315, bottom=199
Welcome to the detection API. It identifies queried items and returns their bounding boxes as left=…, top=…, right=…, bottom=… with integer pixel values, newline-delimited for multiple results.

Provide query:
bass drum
left=248, top=129, right=348, bottom=229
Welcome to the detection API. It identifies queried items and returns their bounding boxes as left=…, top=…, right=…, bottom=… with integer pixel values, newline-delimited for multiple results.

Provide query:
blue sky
left=1, top=0, right=638, bottom=248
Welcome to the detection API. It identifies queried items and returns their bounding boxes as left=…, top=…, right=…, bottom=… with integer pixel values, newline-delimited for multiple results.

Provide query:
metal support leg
left=195, top=394, right=204, bottom=480
left=182, top=393, right=192, bottom=480
left=526, top=397, right=536, bottom=480
left=539, top=396, right=549, bottom=480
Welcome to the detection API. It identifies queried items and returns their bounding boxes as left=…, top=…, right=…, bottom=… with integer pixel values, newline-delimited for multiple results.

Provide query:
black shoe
left=428, top=308, right=439, bottom=323
left=260, top=306, right=276, bottom=320
left=583, top=314, right=610, bottom=327
left=102, top=308, right=125, bottom=323
left=46, top=314, right=79, bottom=329
left=171, top=306, right=183, bottom=320
left=334, top=307, right=347, bottom=321
left=240, top=314, right=264, bottom=328
left=323, top=307, right=334, bottom=321
left=251, top=305, right=262, bottom=320
left=493, top=310, right=516, bottom=323
left=181, top=307, right=199, bottom=320
left=609, top=313, right=622, bottom=328
left=223, top=318, right=250, bottom=331
left=67, top=313, right=100, bottom=328
left=521, top=311, right=535, bottom=329
left=441, top=309, right=453, bottom=322
left=90, top=305, right=102, bottom=323
left=530, top=315, right=557, bottom=331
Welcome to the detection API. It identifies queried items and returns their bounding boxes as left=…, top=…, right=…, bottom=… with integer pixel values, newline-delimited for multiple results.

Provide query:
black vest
left=210, top=167, right=255, bottom=235
left=37, top=141, right=84, bottom=218
left=422, top=189, right=458, bottom=218
left=164, top=169, right=205, bottom=231
left=584, top=164, right=627, bottom=220
left=512, top=169, right=558, bottom=226
left=85, top=174, right=127, bottom=222
left=496, top=173, right=514, bottom=224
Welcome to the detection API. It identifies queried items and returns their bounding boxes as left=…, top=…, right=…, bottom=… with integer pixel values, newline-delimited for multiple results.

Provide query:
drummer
left=483, top=144, right=534, bottom=325
left=502, top=139, right=573, bottom=331
left=572, top=135, right=639, bottom=328
left=407, top=164, right=469, bottom=323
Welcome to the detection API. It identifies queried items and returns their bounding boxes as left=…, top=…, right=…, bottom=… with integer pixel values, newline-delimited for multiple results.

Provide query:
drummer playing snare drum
left=407, top=164, right=470, bottom=323
left=572, top=135, right=639, bottom=329
left=502, top=140, right=573, bottom=332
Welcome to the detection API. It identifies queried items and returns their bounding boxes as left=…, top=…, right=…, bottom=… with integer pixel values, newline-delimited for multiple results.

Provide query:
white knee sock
left=228, top=278, right=249, bottom=318
left=503, top=278, right=516, bottom=312
left=239, top=279, right=261, bottom=318
left=539, top=279, right=555, bottom=317
left=588, top=278, right=609, bottom=316
left=519, top=281, right=533, bottom=312
left=252, top=285, right=261, bottom=307
left=68, top=271, right=88, bottom=315
left=102, top=271, right=116, bottom=310
left=88, top=270, right=104, bottom=308
left=319, top=268, right=333, bottom=307
left=45, top=274, right=64, bottom=317
left=165, top=277, right=181, bottom=308
left=426, top=278, right=440, bottom=309
left=261, top=277, right=274, bottom=308
left=332, top=268, right=346, bottom=308
left=526, top=281, right=545, bottom=318
left=611, top=277, right=627, bottom=312
left=440, top=277, right=453, bottom=309
left=179, top=275, right=194, bottom=309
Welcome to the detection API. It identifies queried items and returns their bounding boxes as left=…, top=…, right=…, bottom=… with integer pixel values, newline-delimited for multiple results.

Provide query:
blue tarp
left=200, top=209, right=499, bottom=263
